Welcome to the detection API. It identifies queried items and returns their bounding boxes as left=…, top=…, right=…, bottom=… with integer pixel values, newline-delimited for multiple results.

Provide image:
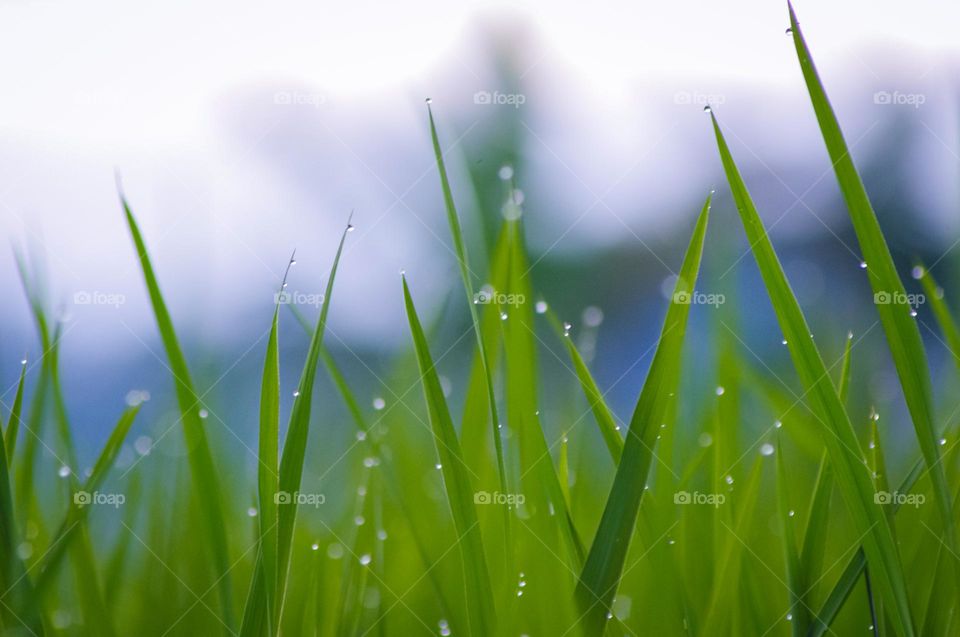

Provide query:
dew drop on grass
left=785, top=27, right=792, bottom=35
left=535, top=300, right=548, bottom=314
left=354, top=515, right=365, bottom=526
left=940, top=438, right=947, bottom=446
left=311, top=542, right=320, bottom=551
left=327, top=543, right=344, bottom=559
left=20, top=358, right=27, bottom=365
left=786, top=613, right=793, bottom=621
left=438, top=619, right=451, bottom=636
left=859, top=261, right=868, bottom=269
left=198, top=408, right=209, bottom=419
left=372, top=397, right=385, bottom=410
left=357, top=485, right=367, bottom=496
left=910, top=308, right=918, bottom=317
left=724, top=475, right=734, bottom=485
left=377, top=529, right=388, bottom=541
left=435, top=463, right=442, bottom=470
left=424, top=97, right=432, bottom=104
left=517, top=590, right=524, bottom=597
left=498, top=165, right=514, bottom=181
left=17, top=542, right=32, bottom=560
left=500, top=312, right=508, bottom=321
left=781, top=339, right=788, bottom=345
left=774, top=420, right=783, bottom=429
left=788, top=510, right=795, bottom=517
left=703, top=105, right=712, bottom=113
left=134, top=436, right=153, bottom=456
left=57, top=465, right=70, bottom=478
left=346, top=224, right=355, bottom=232
left=292, top=390, right=300, bottom=397
left=912, top=266, right=925, bottom=279
left=563, top=322, right=572, bottom=337
left=247, top=507, right=258, bottom=517
left=760, top=443, right=775, bottom=457
left=715, top=386, right=725, bottom=396
left=359, top=554, right=372, bottom=566
left=363, top=456, right=379, bottom=467
left=698, top=433, right=713, bottom=447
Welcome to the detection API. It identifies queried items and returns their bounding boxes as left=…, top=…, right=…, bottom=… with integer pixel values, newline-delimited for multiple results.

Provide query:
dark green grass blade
left=276, top=220, right=351, bottom=618
left=3, top=363, right=26, bottom=463
left=711, top=113, right=914, bottom=636
left=427, top=104, right=508, bottom=499
left=576, top=194, right=710, bottom=633
left=122, top=190, right=234, bottom=627
left=545, top=309, right=623, bottom=463
left=788, top=2, right=955, bottom=555
left=0, top=401, right=44, bottom=635
left=33, top=405, right=140, bottom=594
left=402, top=275, right=496, bottom=636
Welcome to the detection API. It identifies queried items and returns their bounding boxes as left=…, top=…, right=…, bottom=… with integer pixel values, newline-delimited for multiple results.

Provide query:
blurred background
left=1, top=0, right=959, bottom=473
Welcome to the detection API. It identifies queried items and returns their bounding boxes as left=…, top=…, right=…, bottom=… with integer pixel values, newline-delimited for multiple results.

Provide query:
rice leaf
left=711, top=112, right=914, bottom=635
left=402, top=275, right=497, bottom=636
left=789, top=1, right=955, bottom=555
left=122, top=189, right=234, bottom=627
left=576, top=194, right=710, bottom=632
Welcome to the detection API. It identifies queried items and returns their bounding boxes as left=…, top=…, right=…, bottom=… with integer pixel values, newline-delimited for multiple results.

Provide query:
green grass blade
left=788, top=2, right=955, bottom=555
left=4, top=362, right=26, bottom=464
left=427, top=104, right=508, bottom=498
left=121, top=189, right=234, bottom=628
left=777, top=439, right=806, bottom=635
left=711, top=112, right=914, bottom=636
left=576, top=194, right=710, bottom=632
left=545, top=308, right=623, bottom=463
left=33, top=405, right=140, bottom=595
left=402, top=275, right=496, bottom=636
left=915, top=265, right=960, bottom=370
left=275, top=219, right=351, bottom=618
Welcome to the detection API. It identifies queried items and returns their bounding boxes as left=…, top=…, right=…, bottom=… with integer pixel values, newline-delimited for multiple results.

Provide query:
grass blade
left=777, top=439, right=806, bottom=635
left=788, top=1, right=955, bottom=555
left=3, top=362, right=26, bottom=464
left=122, top=188, right=234, bottom=628
left=402, top=275, right=497, bottom=636
left=576, top=194, right=710, bottom=632
left=711, top=112, right=914, bottom=636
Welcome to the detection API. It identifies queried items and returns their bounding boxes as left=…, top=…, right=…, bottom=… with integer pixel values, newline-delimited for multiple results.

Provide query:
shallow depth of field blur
left=3, top=0, right=960, bottom=635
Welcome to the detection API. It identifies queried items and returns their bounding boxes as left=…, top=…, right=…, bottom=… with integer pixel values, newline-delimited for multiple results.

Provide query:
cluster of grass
left=2, top=4, right=959, bottom=635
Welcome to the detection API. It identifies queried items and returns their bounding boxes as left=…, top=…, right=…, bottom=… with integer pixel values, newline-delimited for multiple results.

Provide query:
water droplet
left=372, top=397, right=386, bottom=410
left=868, top=441, right=876, bottom=449
left=327, top=543, right=344, bottom=559
left=774, top=420, right=783, bottom=429
left=377, top=529, right=388, bottom=541
left=363, top=456, right=379, bottom=468
left=57, top=465, right=71, bottom=478
left=399, top=269, right=406, bottom=276
left=788, top=510, right=795, bottom=517
left=17, top=542, right=33, bottom=560
left=311, top=542, right=320, bottom=551
left=354, top=515, right=366, bottom=526
left=859, top=261, right=868, bottom=269
left=703, top=105, right=712, bottom=113
left=357, top=485, right=367, bottom=496
left=910, top=308, right=918, bottom=317
left=668, top=538, right=676, bottom=545
left=940, top=438, right=947, bottom=446
left=20, top=358, right=27, bottom=365
left=786, top=613, right=793, bottom=620
left=912, top=266, right=925, bottom=280
left=563, top=322, right=572, bottom=337
left=290, top=260, right=297, bottom=266
left=606, top=612, right=614, bottom=620
left=356, top=430, right=367, bottom=441
left=582, top=306, right=604, bottom=327
left=346, top=224, right=355, bottom=232
left=198, top=408, right=209, bottom=419
left=535, top=300, right=548, bottom=314
left=500, top=312, right=508, bottom=321
left=439, top=619, right=451, bottom=636
left=359, top=553, right=372, bottom=565
left=498, top=165, right=514, bottom=181
left=134, top=436, right=153, bottom=456
left=247, top=507, right=258, bottom=517
left=424, top=97, right=432, bottom=104
left=517, top=590, right=524, bottom=597
left=760, top=443, right=775, bottom=457
left=435, top=462, right=443, bottom=470
left=781, top=338, right=788, bottom=345
left=724, top=475, right=734, bottom=485
left=293, top=390, right=300, bottom=397
left=785, top=27, right=793, bottom=35
left=698, top=433, right=713, bottom=447
left=715, top=386, right=725, bottom=396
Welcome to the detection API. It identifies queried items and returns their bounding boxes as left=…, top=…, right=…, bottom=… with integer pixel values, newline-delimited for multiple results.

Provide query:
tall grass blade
left=3, top=363, right=26, bottom=463
left=576, top=194, right=710, bottom=632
